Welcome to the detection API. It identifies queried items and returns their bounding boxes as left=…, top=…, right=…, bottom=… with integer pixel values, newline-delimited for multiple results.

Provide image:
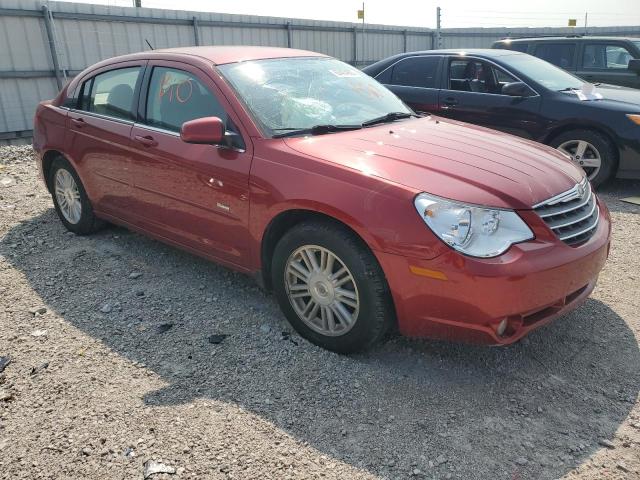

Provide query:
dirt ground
left=0, top=145, right=639, bottom=479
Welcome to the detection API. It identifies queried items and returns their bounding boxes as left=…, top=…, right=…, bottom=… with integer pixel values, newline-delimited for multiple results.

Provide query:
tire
left=548, top=129, right=617, bottom=188
left=271, top=220, right=395, bottom=354
left=48, top=156, right=104, bottom=235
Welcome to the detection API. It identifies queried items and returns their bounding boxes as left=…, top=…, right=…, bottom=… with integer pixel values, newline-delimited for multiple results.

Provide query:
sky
left=60, top=0, right=640, bottom=29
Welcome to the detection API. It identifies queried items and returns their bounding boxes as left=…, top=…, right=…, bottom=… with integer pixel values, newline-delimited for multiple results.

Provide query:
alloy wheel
left=284, top=245, right=360, bottom=337
left=557, top=140, right=602, bottom=181
left=54, top=168, right=82, bottom=224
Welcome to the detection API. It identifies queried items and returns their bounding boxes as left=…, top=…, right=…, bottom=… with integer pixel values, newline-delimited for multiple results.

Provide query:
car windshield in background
left=218, top=57, right=412, bottom=137
left=500, top=53, right=585, bottom=91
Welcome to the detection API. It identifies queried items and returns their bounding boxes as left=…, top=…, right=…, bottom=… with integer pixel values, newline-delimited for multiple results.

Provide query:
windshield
left=218, top=57, right=412, bottom=136
left=500, top=53, right=585, bottom=91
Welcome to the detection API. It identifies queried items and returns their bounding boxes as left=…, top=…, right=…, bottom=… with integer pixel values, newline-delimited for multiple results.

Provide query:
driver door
left=127, top=61, right=253, bottom=268
left=437, top=56, right=544, bottom=140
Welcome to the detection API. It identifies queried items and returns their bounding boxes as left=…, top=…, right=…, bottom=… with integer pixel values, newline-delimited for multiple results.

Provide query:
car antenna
left=145, top=39, right=154, bottom=50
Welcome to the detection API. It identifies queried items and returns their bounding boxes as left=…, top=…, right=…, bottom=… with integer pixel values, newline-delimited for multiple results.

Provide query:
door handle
left=70, top=117, right=85, bottom=127
left=134, top=135, right=158, bottom=147
left=442, top=97, right=458, bottom=109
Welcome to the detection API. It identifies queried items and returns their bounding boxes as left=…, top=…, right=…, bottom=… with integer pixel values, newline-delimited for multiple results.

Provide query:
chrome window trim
left=69, top=108, right=135, bottom=126
left=134, top=123, right=180, bottom=137
left=133, top=122, right=246, bottom=153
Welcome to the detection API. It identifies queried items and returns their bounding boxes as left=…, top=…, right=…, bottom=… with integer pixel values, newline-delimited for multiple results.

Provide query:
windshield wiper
left=558, top=87, right=580, bottom=92
left=361, top=111, right=414, bottom=127
left=272, top=124, right=362, bottom=138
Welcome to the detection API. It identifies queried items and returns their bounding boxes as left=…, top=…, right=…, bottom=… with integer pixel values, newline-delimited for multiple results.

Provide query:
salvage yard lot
left=0, top=145, right=639, bottom=479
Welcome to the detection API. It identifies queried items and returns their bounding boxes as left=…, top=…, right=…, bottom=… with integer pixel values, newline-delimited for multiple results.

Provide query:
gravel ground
left=0, top=144, right=639, bottom=480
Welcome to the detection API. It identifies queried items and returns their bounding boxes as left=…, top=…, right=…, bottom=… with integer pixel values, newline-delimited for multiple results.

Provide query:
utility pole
left=584, top=12, right=588, bottom=35
left=362, top=2, right=365, bottom=66
left=436, top=6, right=442, bottom=49
left=134, top=0, right=142, bottom=7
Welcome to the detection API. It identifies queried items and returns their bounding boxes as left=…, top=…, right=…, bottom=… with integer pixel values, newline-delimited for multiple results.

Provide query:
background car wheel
left=549, top=129, right=617, bottom=188
left=271, top=220, right=395, bottom=353
left=48, top=156, right=104, bottom=235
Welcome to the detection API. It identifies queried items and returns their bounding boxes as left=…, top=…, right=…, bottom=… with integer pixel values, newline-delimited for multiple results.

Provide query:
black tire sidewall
left=271, top=222, right=392, bottom=354
left=549, top=129, right=616, bottom=188
left=49, top=157, right=99, bottom=235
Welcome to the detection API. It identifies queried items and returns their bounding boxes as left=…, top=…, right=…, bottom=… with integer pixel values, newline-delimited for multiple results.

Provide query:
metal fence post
left=42, top=5, right=62, bottom=89
left=286, top=21, right=292, bottom=48
left=192, top=16, right=200, bottom=45
left=403, top=29, right=408, bottom=52
left=352, top=26, right=358, bottom=66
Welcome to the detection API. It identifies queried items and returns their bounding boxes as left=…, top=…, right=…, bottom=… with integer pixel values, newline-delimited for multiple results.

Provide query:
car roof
left=496, top=36, right=640, bottom=43
left=383, top=48, right=523, bottom=58
left=96, top=46, right=327, bottom=66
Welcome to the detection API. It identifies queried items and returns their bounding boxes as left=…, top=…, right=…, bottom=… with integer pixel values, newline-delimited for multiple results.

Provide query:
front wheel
left=549, top=129, right=617, bottom=188
left=271, top=221, right=395, bottom=353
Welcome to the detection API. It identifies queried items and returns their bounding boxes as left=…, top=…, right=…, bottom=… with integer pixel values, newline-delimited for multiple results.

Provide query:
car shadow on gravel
left=598, top=178, right=640, bottom=214
left=3, top=210, right=639, bottom=480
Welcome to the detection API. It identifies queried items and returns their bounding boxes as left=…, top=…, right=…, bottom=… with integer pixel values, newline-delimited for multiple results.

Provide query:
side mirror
left=628, top=58, right=640, bottom=74
left=180, top=116, right=224, bottom=144
left=502, top=81, right=532, bottom=97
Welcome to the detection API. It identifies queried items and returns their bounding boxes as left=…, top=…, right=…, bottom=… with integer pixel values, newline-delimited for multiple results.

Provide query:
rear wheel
left=549, top=129, right=616, bottom=187
left=49, top=156, right=104, bottom=235
left=271, top=220, right=394, bottom=353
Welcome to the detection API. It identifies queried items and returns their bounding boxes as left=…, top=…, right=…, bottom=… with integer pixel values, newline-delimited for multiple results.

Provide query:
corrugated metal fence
left=1, top=0, right=639, bottom=143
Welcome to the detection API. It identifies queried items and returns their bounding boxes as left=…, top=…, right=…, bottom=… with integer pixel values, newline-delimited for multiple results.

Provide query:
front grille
left=533, top=178, right=599, bottom=246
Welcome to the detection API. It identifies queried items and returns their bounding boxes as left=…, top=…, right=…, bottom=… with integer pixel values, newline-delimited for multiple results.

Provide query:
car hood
left=284, top=116, right=583, bottom=209
left=566, top=83, right=640, bottom=110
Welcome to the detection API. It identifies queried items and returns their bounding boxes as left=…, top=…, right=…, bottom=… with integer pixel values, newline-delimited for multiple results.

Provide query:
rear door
left=375, top=56, right=442, bottom=113
left=437, top=56, right=544, bottom=139
left=127, top=60, right=253, bottom=268
left=66, top=62, right=144, bottom=216
left=577, top=41, right=639, bottom=87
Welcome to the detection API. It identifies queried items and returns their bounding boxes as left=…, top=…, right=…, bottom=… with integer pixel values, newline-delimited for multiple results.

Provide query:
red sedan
left=33, top=46, right=611, bottom=353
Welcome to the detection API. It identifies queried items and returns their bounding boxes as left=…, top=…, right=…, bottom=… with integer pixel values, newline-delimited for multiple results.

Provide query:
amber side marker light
left=409, top=265, right=448, bottom=281
left=626, top=114, right=640, bottom=125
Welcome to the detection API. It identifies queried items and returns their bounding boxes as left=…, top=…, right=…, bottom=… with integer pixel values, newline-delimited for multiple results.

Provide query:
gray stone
left=144, top=460, right=176, bottom=478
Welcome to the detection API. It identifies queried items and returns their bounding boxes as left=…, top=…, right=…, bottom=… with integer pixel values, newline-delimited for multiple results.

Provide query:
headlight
left=414, top=193, right=534, bottom=258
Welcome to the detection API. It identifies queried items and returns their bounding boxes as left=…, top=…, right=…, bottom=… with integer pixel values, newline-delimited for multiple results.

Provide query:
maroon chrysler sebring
left=33, top=47, right=611, bottom=353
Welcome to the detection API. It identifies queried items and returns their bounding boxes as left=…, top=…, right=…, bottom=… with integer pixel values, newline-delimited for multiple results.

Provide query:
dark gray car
left=492, top=36, right=640, bottom=89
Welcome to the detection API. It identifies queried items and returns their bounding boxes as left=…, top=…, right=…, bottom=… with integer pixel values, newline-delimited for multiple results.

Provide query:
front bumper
left=375, top=199, right=612, bottom=345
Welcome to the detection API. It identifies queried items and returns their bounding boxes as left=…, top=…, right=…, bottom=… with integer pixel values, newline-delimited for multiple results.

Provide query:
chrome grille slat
left=534, top=179, right=599, bottom=247
left=558, top=207, right=599, bottom=240
left=544, top=197, right=597, bottom=229
left=536, top=194, right=591, bottom=218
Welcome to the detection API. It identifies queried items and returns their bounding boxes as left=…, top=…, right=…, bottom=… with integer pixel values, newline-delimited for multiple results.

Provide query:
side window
left=389, top=57, right=440, bottom=88
left=583, top=44, right=634, bottom=69
left=494, top=68, right=518, bottom=85
left=78, top=67, right=141, bottom=121
left=606, top=45, right=633, bottom=69
left=145, top=67, right=227, bottom=132
left=534, top=43, right=576, bottom=68
left=448, top=59, right=503, bottom=94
